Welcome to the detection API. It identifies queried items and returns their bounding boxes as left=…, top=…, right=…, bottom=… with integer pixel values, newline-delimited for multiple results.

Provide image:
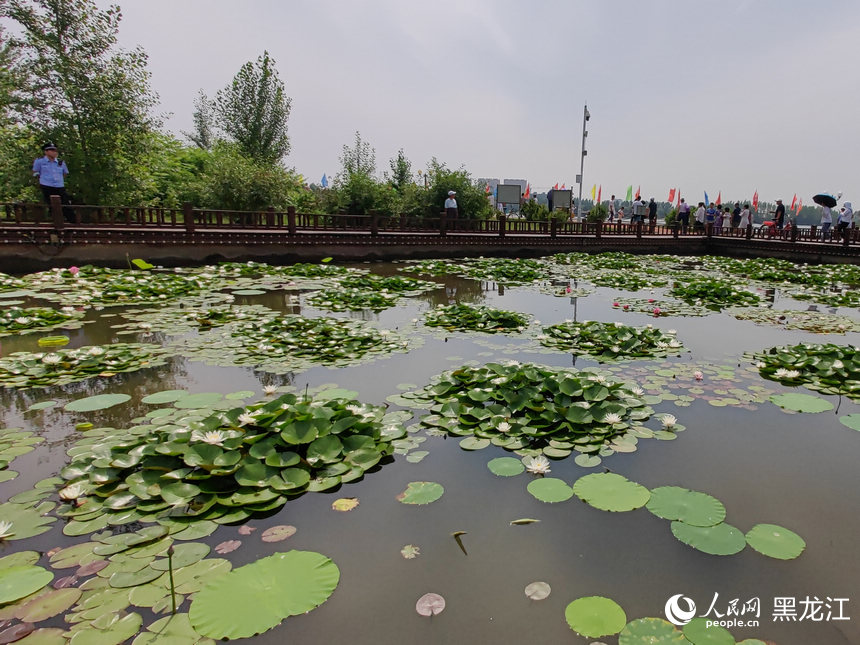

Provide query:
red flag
left=796, top=198, right=802, bottom=214
left=635, top=185, right=641, bottom=200
left=597, top=185, right=602, bottom=203
left=560, top=183, right=565, bottom=189
left=524, top=183, right=530, bottom=199
left=790, top=194, right=797, bottom=210
left=668, top=188, right=676, bottom=202
left=752, top=191, right=759, bottom=210
left=553, top=183, right=559, bottom=190
left=485, top=183, right=491, bottom=195
left=676, top=189, right=681, bottom=209
left=715, top=192, right=722, bottom=207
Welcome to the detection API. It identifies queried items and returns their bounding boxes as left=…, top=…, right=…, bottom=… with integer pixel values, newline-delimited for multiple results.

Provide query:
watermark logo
left=665, top=594, right=697, bottom=626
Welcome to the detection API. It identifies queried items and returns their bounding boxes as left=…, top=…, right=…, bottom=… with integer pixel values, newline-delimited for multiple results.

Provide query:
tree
left=387, top=148, right=412, bottom=191
left=424, top=158, right=493, bottom=219
left=3, top=0, right=160, bottom=204
left=183, top=90, right=216, bottom=151
left=214, top=51, right=291, bottom=163
left=338, top=131, right=375, bottom=180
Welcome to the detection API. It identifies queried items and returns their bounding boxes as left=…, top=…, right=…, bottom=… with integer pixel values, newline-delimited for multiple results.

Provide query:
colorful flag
left=320, top=174, right=329, bottom=188
left=591, top=184, right=596, bottom=200
left=635, top=186, right=641, bottom=200
left=524, top=183, right=530, bottom=199
left=485, top=183, right=491, bottom=195
left=597, top=185, right=602, bottom=204
left=790, top=194, right=797, bottom=210
left=676, top=190, right=681, bottom=210
left=561, top=183, right=566, bottom=189
left=796, top=198, right=802, bottom=214
left=716, top=192, right=721, bottom=207
left=625, top=185, right=633, bottom=201
left=554, top=183, right=559, bottom=190
left=668, top=188, right=676, bottom=203
left=752, top=191, right=759, bottom=210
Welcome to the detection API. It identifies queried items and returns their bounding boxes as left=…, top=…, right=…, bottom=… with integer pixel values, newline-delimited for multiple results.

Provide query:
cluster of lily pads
left=173, top=315, right=413, bottom=373
left=0, top=343, right=173, bottom=388
left=611, top=297, right=710, bottom=317
left=730, top=307, right=860, bottom=333
left=589, top=272, right=668, bottom=291
left=303, top=274, right=439, bottom=312
left=111, top=303, right=277, bottom=336
left=58, top=393, right=406, bottom=525
left=0, top=426, right=44, bottom=483
left=398, top=259, right=464, bottom=276
left=670, top=277, right=761, bottom=310
left=0, top=306, right=86, bottom=336
left=401, top=362, right=678, bottom=463
left=459, top=258, right=546, bottom=285
left=750, top=342, right=860, bottom=400
left=538, top=321, right=684, bottom=361
left=423, top=303, right=529, bottom=333
left=787, top=285, right=860, bottom=308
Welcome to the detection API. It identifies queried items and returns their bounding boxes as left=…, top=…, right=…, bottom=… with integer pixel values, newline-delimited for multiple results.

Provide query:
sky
left=92, top=0, right=859, bottom=204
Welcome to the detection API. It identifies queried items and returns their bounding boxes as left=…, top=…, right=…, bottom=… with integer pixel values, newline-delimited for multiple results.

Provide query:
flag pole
left=576, top=103, right=589, bottom=220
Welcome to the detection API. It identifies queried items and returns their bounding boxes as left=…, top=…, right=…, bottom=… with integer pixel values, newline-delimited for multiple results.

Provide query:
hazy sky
left=98, top=0, right=857, bottom=203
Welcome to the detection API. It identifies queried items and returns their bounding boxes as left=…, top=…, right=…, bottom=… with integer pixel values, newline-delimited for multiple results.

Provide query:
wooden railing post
left=810, top=225, right=817, bottom=241
left=498, top=214, right=506, bottom=237
left=595, top=220, right=602, bottom=239
left=183, top=202, right=195, bottom=233
left=705, top=222, right=712, bottom=238
left=50, top=195, right=64, bottom=230
left=550, top=218, right=557, bottom=238
left=287, top=206, right=297, bottom=235
left=790, top=223, right=798, bottom=243
left=673, top=222, right=679, bottom=239
left=266, top=206, right=275, bottom=228
left=636, top=222, right=643, bottom=239
left=400, top=213, right=406, bottom=231
left=843, top=226, right=851, bottom=247
left=370, top=210, right=379, bottom=237
left=439, top=210, right=447, bottom=237
left=745, top=224, right=752, bottom=240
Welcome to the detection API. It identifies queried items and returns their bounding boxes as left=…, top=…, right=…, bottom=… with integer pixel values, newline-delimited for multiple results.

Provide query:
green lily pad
left=526, top=478, right=573, bottom=503
left=564, top=596, right=627, bottom=638
left=459, top=437, right=490, bottom=450
left=225, top=390, right=255, bottom=400
left=141, top=390, right=187, bottom=404
left=671, top=521, right=746, bottom=556
left=189, top=551, right=340, bottom=639
left=15, top=588, right=82, bottom=622
left=487, top=457, right=525, bottom=477
left=14, top=628, right=66, bottom=645
left=681, top=617, right=735, bottom=645
left=151, top=543, right=211, bottom=570
left=838, top=414, right=860, bottom=432
left=0, top=566, right=54, bottom=604
left=64, top=394, right=132, bottom=413
left=574, top=454, right=601, bottom=468
left=26, top=400, right=58, bottom=412
left=618, top=617, right=685, bottom=644
left=745, top=523, right=806, bottom=560
left=37, top=336, right=70, bottom=347
left=396, top=482, right=444, bottom=505
left=572, top=473, right=651, bottom=512
left=646, top=486, right=726, bottom=527
left=231, top=289, right=267, bottom=296
left=769, top=393, right=834, bottom=413
left=173, top=393, right=223, bottom=409
left=68, top=611, right=143, bottom=645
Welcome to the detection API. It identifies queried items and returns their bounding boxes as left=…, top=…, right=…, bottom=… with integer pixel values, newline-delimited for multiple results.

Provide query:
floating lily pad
left=231, top=289, right=267, bottom=296
left=839, top=414, right=860, bottom=432
left=524, top=582, right=551, bottom=600
left=15, top=588, right=81, bottom=622
left=618, top=617, right=685, bottom=644
left=64, top=394, right=131, bottom=413
left=37, top=336, right=70, bottom=347
left=681, top=617, right=735, bottom=645
left=487, top=457, right=525, bottom=477
left=0, top=566, right=54, bottom=604
left=671, top=521, right=746, bottom=556
left=415, top=592, right=445, bottom=617
left=331, top=498, right=359, bottom=512
left=173, top=393, right=223, bottom=409
left=189, top=551, right=340, bottom=639
left=526, top=478, right=573, bottom=503
left=564, top=596, right=627, bottom=638
left=572, top=473, right=650, bottom=512
left=151, top=543, right=211, bottom=570
left=459, top=437, right=490, bottom=451
left=745, top=523, right=806, bottom=560
left=26, top=401, right=57, bottom=412
left=769, top=393, right=833, bottom=413
left=214, top=540, right=241, bottom=555
left=646, top=486, right=726, bottom=527
left=396, top=482, right=444, bottom=505
left=68, top=611, right=142, bottom=645
left=260, top=525, right=297, bottom=543
left=141, top=390, right=187, bottom=404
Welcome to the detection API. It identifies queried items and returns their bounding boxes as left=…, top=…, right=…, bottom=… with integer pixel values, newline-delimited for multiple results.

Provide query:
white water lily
left=611, top=345, right=622, bottom=353
left=524, top=455, right=551, bottom=475
left=833, top=360, right=844, bottom=369
left=756, top=361, right=767, bottom=369
left=660, top=414, right=678, bottom=429
left=497, top=421, right=512, bottom=433
left=42, top=353, right=61, bottom=365
left=656, top=341, right=669, bottom=349
left=603, top=413, right=623, bottom=425
left=774, top=368, right=800, bottom=379
left=346, top=404, right=365, bottom=415
left=667, top=329, right=677, bottom=335
left=669, top=340, right=681, bottom=348
left=631, top=385, right=645, bottom=396
left=59, top=483, right=86, bottom=500
left=237, top=413, right=256, bottom=426
left=263, top=385, right=278, bottom=396
left=191, top=429, right=227, bottom=446
left=0, top=521, right=13, bottom=539
left=491, top=377, right=507, bottom=385
left=87, top=347, right=106, bottom=356
left=14, top=317, right=31, bottom=325
left=61, top=307, right=76, bottom=313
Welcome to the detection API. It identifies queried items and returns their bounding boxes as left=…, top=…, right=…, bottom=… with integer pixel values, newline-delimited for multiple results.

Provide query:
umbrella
left=813, top=193, right=838, bottom=208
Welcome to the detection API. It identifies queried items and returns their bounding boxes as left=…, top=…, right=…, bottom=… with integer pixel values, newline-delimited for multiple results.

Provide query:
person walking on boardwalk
left=32, top=142, right=72, bottom=221
left=444, top=190, right=459, bottom=219
left=694, top=202, right=706, bottom=233
left=770, top=199, right=785, bottom=230
left=608, top=195, right=617, bottom=222
left=836, top=203, right=852, bottom=237
left=732, top=202, right=741, bottom=228
left=678, top=198, right=690, bottom=234
left=820, top=203, right=833, bottom=241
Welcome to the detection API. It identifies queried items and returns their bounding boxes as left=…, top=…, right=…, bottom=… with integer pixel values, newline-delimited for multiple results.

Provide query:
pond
left=0, top=254, right=858, bottom=645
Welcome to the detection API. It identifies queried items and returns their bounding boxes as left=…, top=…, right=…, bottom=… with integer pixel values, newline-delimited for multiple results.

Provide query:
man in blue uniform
left=32, top=143, right=73, bottom=221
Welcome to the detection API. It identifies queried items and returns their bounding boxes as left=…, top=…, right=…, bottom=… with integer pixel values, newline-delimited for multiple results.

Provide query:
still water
left=1, top=260, right=858, bottom=645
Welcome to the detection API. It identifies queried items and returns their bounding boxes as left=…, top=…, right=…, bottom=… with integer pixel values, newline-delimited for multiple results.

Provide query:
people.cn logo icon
left=665, top=594, right=698, bottom=626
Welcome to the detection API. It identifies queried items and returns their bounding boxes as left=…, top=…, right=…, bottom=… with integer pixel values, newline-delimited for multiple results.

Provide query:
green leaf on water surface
left=618, top=617, right=685, bottom=644
left=768, top=393, right=833, bottom=413
left=173, top=393, right=224, bottom=409
left=132, top=613, right=207, bottom=645
left=131, top=259, right=155, bottom=270
left=526, top=478, right=573, bottom=503
left=231, top=289, right=267, bottom=296
left=671, top=521, right=746, bottom=556
left=0, top=566, right=54, bottom=604
left=524, top=581, right=551, bottom=600
left=745, top=523, right=806, bottom=560
left=260, top=525, right=297, bottom=543
left=572, top=473, right=650, bottom=512
left=37, top=336, right=70, bottom=347
left=0, top=551, right=40, bottom=568
left=646, top=486, right=726, bottom=527
left=225, top=390, right=255, bottom=400
left=15, top=588, right=82, bottom=622
left=68, top=611, right=143, bottom=645
left=189, top=551, right=340, bottom=639
left=838, top=414, right=860, bottom=432
left=487, top=457, right=525, bottom=477
left=681, top=617, right=735, bottom=645
left=65, top=393, right=132, bottom=413
left=396, top=481, right=444, bottom=505
left=15, top=628, right=67, bottom=645
left=564, top=596, right=627, bottom=638
left=26, top=400, right=57, bottom=412
left=574, top=454, right=601, bottom=468
left=0, top=502, right=56, bottom=540
left=459, top=437, right=489, bottom=450
left=151, top=542, right=211, bottom=571
left=141, top=390, right=187, bottom=404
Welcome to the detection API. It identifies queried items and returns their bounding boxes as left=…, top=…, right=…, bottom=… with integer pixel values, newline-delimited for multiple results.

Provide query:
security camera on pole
left=576, top=104, right=590, bottom=220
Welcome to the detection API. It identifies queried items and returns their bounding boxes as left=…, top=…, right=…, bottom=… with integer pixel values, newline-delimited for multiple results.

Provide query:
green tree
left=214, top=51, right=291, bottom=163
left=424, top=158, right=493, bottom=219
left=3, top=0, right=160, bottom=204
left=338, top=131, right=376, bottom=180
left=386, top=148, right=412, bottom=191
left=183, top=89, right=216, bottom=151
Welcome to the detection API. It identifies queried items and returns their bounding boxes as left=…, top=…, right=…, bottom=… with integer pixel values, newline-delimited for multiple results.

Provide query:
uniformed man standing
left=32, top=142, right=72, bottom=220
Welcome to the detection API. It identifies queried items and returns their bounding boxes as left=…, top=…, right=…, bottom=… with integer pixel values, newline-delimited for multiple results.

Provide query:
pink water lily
left=653, top=307, right=661, bottom=316
left=68, top=266, right=79, bottom=275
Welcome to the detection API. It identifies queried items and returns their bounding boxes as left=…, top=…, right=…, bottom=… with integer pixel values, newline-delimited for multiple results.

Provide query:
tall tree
left=3, top=0, right=159, bottom=203
left=387, top=148, right=412, bottom=191
left=214, top=51, right=291, bottom=163
left=338, top=131, right=375, bottom=180
left=182, top=89, right=216, bottom=151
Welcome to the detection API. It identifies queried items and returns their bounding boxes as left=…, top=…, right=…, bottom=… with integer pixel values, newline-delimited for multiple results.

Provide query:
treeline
left=0, top=0, right=494, bottom=218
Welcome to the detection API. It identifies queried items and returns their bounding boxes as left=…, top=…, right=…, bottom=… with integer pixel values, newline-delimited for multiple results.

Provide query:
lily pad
left=487, top=457, right=525, bottom=477
left=526, top=478, right=573, bottom=503
left=415, top=592, right=445, bottom=617
left=572, top=473, right=651, bottom=512
left=524, top=581, right=551, bottom=600
left=0, top=566, right=54, bottom=604
left=64, top=394, right=131, bottom=413
left=189, top=551, right=340, bottom=639
left=260, top=525, right=297, bottom=543
left=769, top=393, right=833, bottom=413
left=839, top=414, right=860, bottom=432
left=141, top=390, right=187, bottom=405
left=68, top=611, right=142, bottom=645
left=15, top=588, right=81, bottom=622
left=396, top=482, right=444, bottom=505
left=681, top=617, right=735, bottom=645
left=745, top=523, right=806, bottom=560
left=671, top=521, right=746, bottom=556
left=564, top=596, right=627, bottom=638
left=618, top=617, right=685, bottom=644
left=331, top=498, right=359, bottom=512
left=37, top=336, right=70, bottom=347
left=646, top=486, right=726, bottom=527
left=25, top=401, right=57, bottom=412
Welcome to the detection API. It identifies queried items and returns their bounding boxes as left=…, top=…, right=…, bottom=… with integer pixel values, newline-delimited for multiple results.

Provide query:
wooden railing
left=2, top=200, right=859, bottom=247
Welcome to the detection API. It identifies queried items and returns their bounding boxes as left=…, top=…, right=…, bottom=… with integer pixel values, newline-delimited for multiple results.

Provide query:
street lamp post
left=576, top=104, right=590, bottom=220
